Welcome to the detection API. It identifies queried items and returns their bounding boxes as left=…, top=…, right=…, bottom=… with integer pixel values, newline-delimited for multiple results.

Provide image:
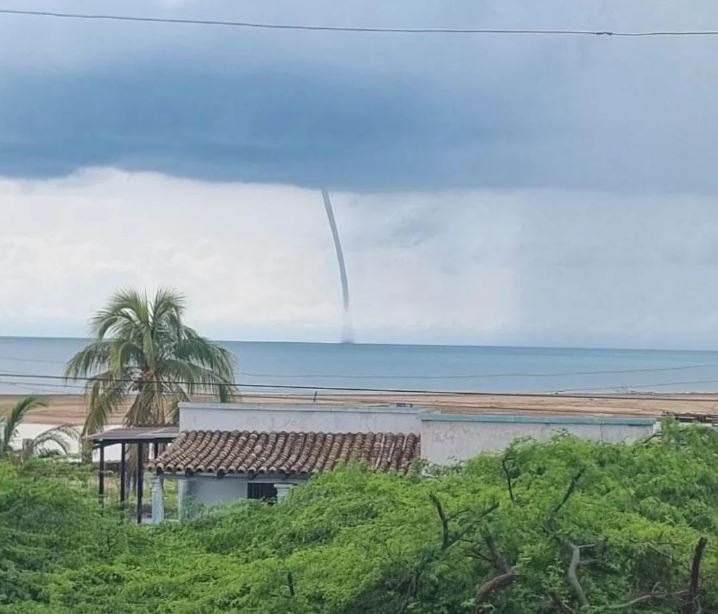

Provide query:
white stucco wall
left=181, top=476, right=305, bottom=508
left=179, top=403, right=422, bottom=434
left=420, top=415, right=656, bottom=464
left=187, top=477, right=248, bottom=505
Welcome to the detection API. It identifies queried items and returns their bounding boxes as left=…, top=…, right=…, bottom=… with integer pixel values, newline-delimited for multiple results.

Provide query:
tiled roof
left=148, top=430, right=420, bottom=477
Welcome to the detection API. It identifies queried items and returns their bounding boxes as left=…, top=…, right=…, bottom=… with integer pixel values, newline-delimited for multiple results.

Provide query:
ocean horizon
left=2, top=335, right=718, bottom=396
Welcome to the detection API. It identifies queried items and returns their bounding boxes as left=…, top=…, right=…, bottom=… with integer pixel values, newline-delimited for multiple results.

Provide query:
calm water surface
left=1, top=336, right=718, bottom=395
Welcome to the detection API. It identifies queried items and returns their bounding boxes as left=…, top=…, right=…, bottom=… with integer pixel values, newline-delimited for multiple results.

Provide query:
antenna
left=322, top=190, right=354, bottom=343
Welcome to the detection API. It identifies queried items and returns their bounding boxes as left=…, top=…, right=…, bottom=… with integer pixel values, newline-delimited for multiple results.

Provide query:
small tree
left=66, top=288, right=237, bottom=435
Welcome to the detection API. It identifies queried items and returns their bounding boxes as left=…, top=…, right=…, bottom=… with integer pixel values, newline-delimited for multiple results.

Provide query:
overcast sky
left=1, top=1, right=718, bottom=348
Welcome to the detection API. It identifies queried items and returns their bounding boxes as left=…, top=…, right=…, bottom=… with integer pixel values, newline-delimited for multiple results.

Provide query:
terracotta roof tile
left=148, top=430, right=420, bottom=477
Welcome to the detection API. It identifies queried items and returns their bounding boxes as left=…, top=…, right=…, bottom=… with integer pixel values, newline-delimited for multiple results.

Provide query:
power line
left=0, top=355, right=68, bottom=365
left=2, top=375, right=699, bottom=420
left=0, top=380, right=85, bottom=393
left=3, top=370, right=718, bottom=402
left=238, top=363, right=718, bottom=380
left=1, top=354, right=715, bottom=379
left=1, top=8, right=717, bottom=38
left=550, top=378, right=718, bottom=394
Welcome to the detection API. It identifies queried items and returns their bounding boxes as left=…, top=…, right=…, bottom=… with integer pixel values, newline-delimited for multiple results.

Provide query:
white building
left=146, top=402, right=655, bottom=522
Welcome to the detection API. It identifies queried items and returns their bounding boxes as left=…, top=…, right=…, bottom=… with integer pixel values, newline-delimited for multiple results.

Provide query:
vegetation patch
left=1, top=421, right=717, bottom=612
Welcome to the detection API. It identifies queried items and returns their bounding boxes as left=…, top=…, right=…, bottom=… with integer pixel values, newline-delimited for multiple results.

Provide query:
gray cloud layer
left=2, top=170, right=718, bottom=349
left=1, top=1, right=718, bottom=191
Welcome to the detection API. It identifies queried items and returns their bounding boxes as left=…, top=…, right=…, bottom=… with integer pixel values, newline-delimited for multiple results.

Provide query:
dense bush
left=1, top=421, right=717, bottom=612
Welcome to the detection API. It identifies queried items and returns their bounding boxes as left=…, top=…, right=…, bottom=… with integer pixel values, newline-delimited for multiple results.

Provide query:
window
left=248, top=482, right=277, bottom=502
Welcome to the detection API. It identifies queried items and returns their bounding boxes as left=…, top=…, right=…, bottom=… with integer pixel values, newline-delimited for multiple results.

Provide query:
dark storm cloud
left=1, top=0, right=718, bottom=191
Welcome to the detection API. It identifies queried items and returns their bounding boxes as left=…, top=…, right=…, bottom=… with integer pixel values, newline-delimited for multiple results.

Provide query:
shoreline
left=3, top=391, right=717, bottom=425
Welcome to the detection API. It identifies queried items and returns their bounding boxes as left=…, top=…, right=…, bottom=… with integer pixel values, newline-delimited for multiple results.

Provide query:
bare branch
left=475, top=568, right=519, bottom=612
left=640, top=431, right=662, bottom=445
left=501, top=454, right=517, bottom=504
left=467, top=546, right=495, bottom=564
left=577, top=558, right=598, bottom=567
left=607, top=536, right=707, bottom=612
left=474, top=529, right=519, bottom=613
left=446, top=508, right=470, bottom=522
left=566, top=542, right=589, bottom=608
left=429, top=494, right=498, bottom=551
left=286, top=571, right=295, bottom=598
left=401, top=496, right=500, bottom=612
left=452, top=502, right=499, bottom=544
left=549, top=592, right=576, bottom=613
left=549, top=468, right=585, bottom=525
left=428, top=494, right=451, bottom=550
left=682, top=536, right=708, bottom=614
left=606, top=590, right=687, bottom=610
left=644, top=543, right=707, bottom=584
left=483, top=530, right=510, bottom=573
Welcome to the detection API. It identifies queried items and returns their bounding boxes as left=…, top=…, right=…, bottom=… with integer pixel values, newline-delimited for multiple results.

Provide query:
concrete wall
left=187, top=476, right=248, bottom=505
left=179, top=402, right=422, bottom=434
left=420, top=414, right=656, bottom=464
left=183, top=475, right=304, bottom=507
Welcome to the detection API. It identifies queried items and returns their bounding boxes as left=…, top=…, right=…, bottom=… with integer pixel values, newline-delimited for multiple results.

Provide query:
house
left=144, top=402, right=656, bottom=522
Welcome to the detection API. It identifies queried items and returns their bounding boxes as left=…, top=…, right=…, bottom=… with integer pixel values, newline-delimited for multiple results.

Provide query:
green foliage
left=0, top=396, right=45, bottom=456
left=65, top=288, right=237, bottom=435
left=0, top=396, right=78, bottom=461
left=2, top=422, right=718, bottom=612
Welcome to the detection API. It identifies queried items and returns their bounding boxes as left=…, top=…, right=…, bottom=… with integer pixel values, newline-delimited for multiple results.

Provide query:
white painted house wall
left=179, top=403, right=422, bottom=434
left=188, top=476, right=248, bottom=504
left=420, top=414, right=655, bottom=464
left=182, top=476, right=305, bottom=506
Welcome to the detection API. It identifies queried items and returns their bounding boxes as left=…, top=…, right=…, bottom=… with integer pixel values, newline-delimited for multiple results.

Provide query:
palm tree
left=0, top=396, right=79, bottom=459
left=66, top=288, right=237, bottom=436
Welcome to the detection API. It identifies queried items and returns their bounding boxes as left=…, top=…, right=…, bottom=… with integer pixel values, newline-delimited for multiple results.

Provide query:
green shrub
left=1, top=421, right=716, bottom=612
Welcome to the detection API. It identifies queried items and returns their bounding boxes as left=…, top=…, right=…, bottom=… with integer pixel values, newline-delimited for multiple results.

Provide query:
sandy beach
left=3, top=391, right=718, bottom=426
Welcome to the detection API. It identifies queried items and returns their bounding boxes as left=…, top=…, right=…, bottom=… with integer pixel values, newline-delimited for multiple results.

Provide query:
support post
left=21, top=439, right=33, bottom=458
left=151, top=476, right=165, bottom=524
left=274, top=482, right=295, bottom=502
left=136, top=442, right=144, bottom=524
left=119, top=442, right=126, bottom=506
left=98, top=444, right=105, bottom=506
left=178, top=477, right=192, bottom=521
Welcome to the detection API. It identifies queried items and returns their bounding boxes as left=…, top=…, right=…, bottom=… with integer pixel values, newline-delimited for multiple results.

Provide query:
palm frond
left=0, top=396, right=46, bottom=455
left=125, top=384, right=164, bottom=426
left=151, top=288, right=185, bottom=335
left=70, top=287, right=237, bottom=433
left=30, top=424, right=80, bottom=457
left=108, top=340, right=144, bottom=377
left=0, top=418, right=5, bottom=456
left=175, top=334, right=236, bottom=378
left=65, top=339, right=117, bottom=379
left=83, top=373, right=129, bottom=436
left=91, top=288, right=150, bottom=340
left=218, top=382, right=235, bottom=403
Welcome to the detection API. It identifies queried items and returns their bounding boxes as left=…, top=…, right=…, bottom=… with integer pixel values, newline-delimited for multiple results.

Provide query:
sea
left=2, top=336, right=718, bottom=396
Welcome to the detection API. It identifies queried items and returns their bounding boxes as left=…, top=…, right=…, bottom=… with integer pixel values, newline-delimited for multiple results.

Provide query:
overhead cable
left=0, top=9, right=717, bottom=38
